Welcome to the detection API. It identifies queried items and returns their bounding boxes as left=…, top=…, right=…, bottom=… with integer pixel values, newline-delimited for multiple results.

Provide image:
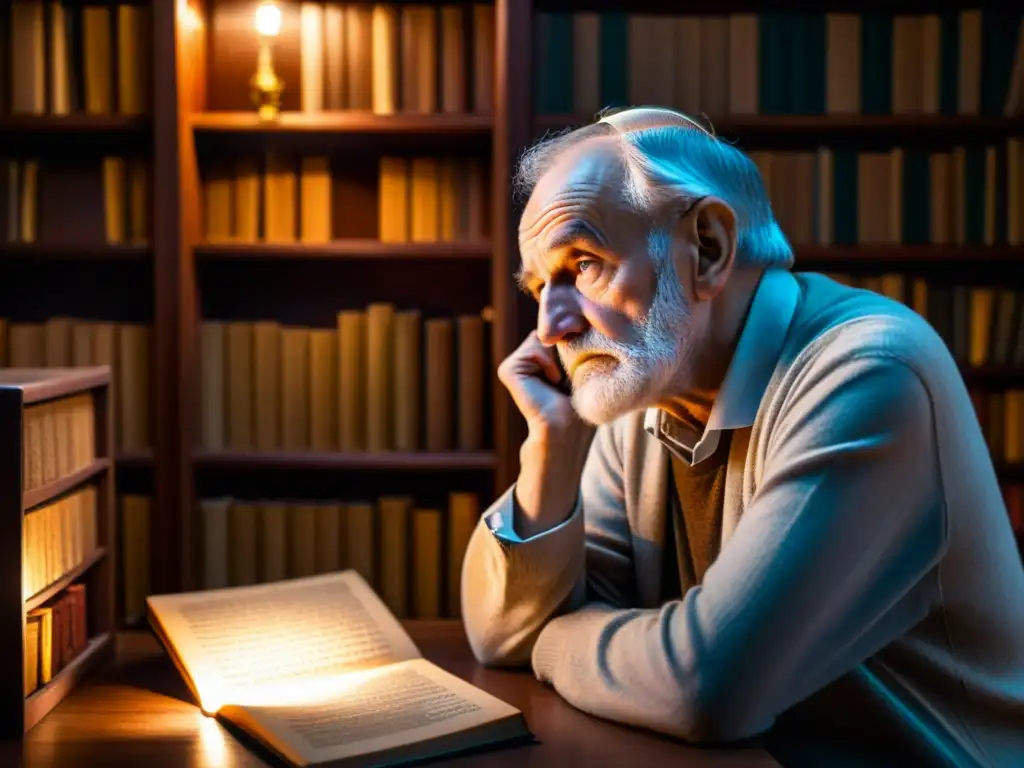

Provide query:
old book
left=261, top=502, right=289, bottom=583
left=290, top=504, right=318, bottom=578
left=82, top=5, right=112, bottom=114
left=118, top=323, right=150, bottom=450
left=412, top=508, right=441, bottom=619
left=365, top=303, right=395, bottom=452
left=346, top=502, right=375, bottom=587
left=308, top=329, right=337, bottom=451
left=439, top=6, right=466, bottom=113
left=117, top=3, right=149, bottom=115
left=147, top=571, right=529, bottom=767
left=199, top=322, right=226, bottom=451
left=424, top=318, right=453, bottom=450
left=281, top=327, right=311, bottom=450
left=371, top=5, right=399, bottom=114
left=300, top=2, right=324, bottom=112
left=344, top=5, right=373, bottom=110
left=378, top=496, right=410, bottom=618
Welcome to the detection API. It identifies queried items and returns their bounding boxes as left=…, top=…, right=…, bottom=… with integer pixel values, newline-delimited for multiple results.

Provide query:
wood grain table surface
left=0, top=621, right=779, bottom=767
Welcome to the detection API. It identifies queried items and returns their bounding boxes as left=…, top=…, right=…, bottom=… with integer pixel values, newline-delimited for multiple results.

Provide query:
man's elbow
left=671, top=686, right=771, bottom=745
left=463, top=618, right=535, bottom=668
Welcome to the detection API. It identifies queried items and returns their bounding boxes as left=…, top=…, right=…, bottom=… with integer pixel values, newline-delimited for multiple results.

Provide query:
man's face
left=517, top=139, right=696, bottom=425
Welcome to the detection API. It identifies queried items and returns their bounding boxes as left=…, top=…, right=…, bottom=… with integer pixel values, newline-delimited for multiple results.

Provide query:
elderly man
left=460, top=107, right=1024, bottom=766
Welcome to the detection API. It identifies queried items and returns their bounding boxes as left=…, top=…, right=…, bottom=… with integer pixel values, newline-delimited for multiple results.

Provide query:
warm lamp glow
left=250, top=1, right=284, bottom=120
left=254, top=2, right=281, bottom=37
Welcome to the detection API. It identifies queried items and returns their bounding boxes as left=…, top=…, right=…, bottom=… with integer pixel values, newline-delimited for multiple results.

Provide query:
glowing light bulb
left=254, top=2, right=281, bottom=37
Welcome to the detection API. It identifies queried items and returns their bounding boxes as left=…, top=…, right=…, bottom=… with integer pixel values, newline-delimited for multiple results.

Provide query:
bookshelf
left=2, top=0, right=1022, bottom=653
left=1, top=0, right=159, bottom=642
left=0, top=367, right=116, bottom=737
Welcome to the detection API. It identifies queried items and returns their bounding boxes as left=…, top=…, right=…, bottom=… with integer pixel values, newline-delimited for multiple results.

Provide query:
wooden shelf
left=24, top=548, right=107, bottom=613
left=996, top=463, right=1024, bottom=482
left=195, top=240, right=492, bottom=261
left=116, top=449, right=154, bottom=469
left=1, top=243, right=151, bottom=261
left=794, top=245, right=1024, bottom=265
left=23, top=633, right=114, bottom=733
left=962, top=367, right=1024, bottom=386
left=0, top=367, right=113, bottom=405
left=193, top=450, right=498, bottom=471
left=23, top=458, right=110, bottom=512
left=192, top=111, right=493, bottom=135
left=534, top=113, right=1024, bottom=144
left=0, top=115, right=149, bottom=135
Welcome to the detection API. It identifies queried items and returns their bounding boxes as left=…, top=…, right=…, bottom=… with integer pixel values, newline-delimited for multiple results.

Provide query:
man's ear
left=681, top=197, right=737, bottom=300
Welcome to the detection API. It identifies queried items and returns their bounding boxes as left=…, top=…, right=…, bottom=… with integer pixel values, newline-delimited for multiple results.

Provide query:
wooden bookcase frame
left=0, top=367, right=116, bottom=737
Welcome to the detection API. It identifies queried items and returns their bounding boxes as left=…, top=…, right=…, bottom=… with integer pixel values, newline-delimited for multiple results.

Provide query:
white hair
left=515, top=106, right=794, bottom=269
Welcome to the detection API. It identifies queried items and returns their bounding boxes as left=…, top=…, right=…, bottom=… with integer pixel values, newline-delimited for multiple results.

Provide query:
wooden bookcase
left=0, top=367, right=116, bottom=737
left=2, top=0, right=1023, bottom=614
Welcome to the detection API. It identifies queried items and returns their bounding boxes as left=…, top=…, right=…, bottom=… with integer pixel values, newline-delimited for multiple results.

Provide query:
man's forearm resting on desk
left=463, top=358, right=943, bottom=744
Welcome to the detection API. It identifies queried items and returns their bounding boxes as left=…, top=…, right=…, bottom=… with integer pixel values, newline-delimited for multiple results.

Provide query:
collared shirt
left=489, top=268, right=795, bottom=542
left=642, top=268, right=797, bottom=466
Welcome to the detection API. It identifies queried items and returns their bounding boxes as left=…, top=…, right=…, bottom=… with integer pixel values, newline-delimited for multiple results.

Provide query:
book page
left=147, top=571, right=421, bottom=713
left=222, top=658, right=527, bottom=767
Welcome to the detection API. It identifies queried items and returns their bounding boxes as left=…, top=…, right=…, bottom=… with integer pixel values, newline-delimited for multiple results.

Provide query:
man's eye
left=577, top=259, right=596, bottom=273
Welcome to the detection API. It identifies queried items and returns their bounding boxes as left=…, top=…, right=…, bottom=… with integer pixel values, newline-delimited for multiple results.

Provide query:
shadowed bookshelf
left=0, top=115, right=150, bottom=134
left=0, top=367, right=116, bottom=737
left=164, top=0, right=505, bottom=627
left=1, top=0, right=159, bottom=644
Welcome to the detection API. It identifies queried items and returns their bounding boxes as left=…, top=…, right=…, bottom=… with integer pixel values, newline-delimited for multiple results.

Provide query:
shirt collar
left=644, top=268, right=800, bottom=464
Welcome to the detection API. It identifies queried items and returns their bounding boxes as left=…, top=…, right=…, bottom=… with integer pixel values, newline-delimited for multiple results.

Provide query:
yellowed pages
left=221, top=657, right=526, bottom=768
left=147, top=571, right=421, bottom=715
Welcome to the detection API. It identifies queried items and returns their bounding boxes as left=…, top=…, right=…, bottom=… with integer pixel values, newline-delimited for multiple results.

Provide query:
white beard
left=559, top=253, right=694, bottom=426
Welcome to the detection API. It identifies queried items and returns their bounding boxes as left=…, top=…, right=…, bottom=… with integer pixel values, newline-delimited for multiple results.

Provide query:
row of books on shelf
left=24, top=582, right=88, bottom=697
left=755, top=143, right=1024, bottom=247
left=535, top=11, right=1023, bottom=118
left=199, top=306, right=487, bottom=454
left=282, top=2, right=494, bottom=115
left=204, top=154, right=489, bottom=246
left=972, top=390, right=1024, bottom=464
left=0, top=318, right=149, bottom=451
left=22, top=485, right=99, bottom=601
left=22, top=391, right=96, bottom=493
left=198, top=491, right=479, bottom=621
left=4, top=156, right=150, bottom=245
left=5, top=1, right=148, bottom=117
left=827, top=274, right=1024, bottom=369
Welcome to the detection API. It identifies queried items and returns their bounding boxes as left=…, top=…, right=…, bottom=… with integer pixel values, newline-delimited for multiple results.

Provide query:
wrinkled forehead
left=518, top=136, right=628, bottom=239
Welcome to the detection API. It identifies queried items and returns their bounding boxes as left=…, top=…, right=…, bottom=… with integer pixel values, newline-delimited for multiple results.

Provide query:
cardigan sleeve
left=460, top=421, right=637, bottom=666
left=528, top=353, right=946, bottom=743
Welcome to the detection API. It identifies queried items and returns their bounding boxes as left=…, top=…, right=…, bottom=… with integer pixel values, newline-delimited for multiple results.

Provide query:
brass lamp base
left=251, top=42, right=283, bottom=122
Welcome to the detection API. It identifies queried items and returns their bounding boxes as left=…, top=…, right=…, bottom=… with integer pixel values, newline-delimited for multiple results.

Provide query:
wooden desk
left=2, top=622, right=778, bottom=767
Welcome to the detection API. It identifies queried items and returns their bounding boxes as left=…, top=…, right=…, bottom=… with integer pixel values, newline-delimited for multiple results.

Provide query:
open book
left=146, top=570, right=530, bottom=767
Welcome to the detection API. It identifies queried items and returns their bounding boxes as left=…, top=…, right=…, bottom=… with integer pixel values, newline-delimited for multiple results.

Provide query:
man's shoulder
left=785, top=273, right=950, bottom=377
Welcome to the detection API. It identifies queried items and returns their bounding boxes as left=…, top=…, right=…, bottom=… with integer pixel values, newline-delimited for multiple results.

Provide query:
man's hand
left=497, top=331, right=594, bottom=537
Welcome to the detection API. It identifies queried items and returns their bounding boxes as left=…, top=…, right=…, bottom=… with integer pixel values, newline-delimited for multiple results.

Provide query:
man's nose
left=537, top=285, right=585, bottom=346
